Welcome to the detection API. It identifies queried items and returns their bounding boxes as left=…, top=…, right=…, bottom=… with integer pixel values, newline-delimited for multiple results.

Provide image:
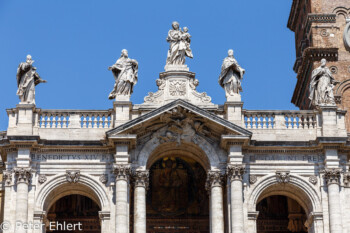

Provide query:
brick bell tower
left=288, top=0, right=350, bottom=129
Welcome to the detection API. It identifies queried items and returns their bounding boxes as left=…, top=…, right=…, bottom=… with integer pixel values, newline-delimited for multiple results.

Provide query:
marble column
left=133, top=170, right=149, bottom=233
left=206, top=170, right=224, bottom=233
left=227, top=165, right=245, bottom=233
left=114, top=164, right=131, bottom=233
left=324, top=168, right=343, bottom=233
left=13, top=167, right=32, bottom=233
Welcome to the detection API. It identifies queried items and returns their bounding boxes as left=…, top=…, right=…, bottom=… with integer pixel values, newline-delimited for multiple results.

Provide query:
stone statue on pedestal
left=309, top=58, right=339, bottom=106
left=108, top=49, right=138, bottom=100
left=218, top=50, right=245, bottom=100
left=16, top=55, right=47, bottom=104
left=166, top=21, right=193, bottom=66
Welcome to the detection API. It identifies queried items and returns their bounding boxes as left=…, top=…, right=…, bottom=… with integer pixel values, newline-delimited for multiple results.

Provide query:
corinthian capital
left=114, top=164, right=131, bottom=180
left=13, top=167, right=32, bottom=184
left=205, top=170, right=224, bottom=191
left=133, top=170, right=149, bottom=189
left=227, top=165, right=245, bottom=181
left=323, top=168, right=342, bottom=185
left=2, top=170, right=13, bottom=186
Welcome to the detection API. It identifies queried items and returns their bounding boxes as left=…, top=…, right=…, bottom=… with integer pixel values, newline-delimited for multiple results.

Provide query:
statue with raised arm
left=108, top=49, right=138, bottom=100
left=166, top=21, right=193, bottom=66
left=16, top=55, right=47, bottom=104
left=218, top=49, right=245, bottom=99
left=309, top=58, right=339, bottom=106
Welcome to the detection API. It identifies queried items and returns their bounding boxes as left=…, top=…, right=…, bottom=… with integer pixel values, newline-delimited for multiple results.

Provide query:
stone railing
left=37, top=110, right=113, bottom=129
left=243, top=110, right=317, bottom=129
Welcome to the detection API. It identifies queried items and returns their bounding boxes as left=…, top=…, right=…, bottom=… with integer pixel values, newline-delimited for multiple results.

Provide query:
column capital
left=323, top=168, right=342, bottom=185
left=2, top=170, right=13, bottom=186
left=132, top=170, right=149, bottom=189
left=227, top=164, right=245, bottom=181
left=206, top=170, right=224, bottom=191
left=13, top=167, right=32, bottom=184
left=343, top=172, right=350, bottom=186
left=114, top=164, right=131, bottom=180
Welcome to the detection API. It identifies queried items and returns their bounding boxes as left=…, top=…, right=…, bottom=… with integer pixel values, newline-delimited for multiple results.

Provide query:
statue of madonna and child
left=165, top=21, right=193, bottom=67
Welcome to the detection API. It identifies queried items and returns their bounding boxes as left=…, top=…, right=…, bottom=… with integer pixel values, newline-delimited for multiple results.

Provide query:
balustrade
left=38, top=110, right=112, bottom=129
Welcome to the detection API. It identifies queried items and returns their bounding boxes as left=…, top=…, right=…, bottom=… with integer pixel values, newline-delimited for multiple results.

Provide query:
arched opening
left=140, top=152, right=210, bottom=233
left=257, top=195, right=307, bottom=233
left=46, top=194, right=101, bottom=233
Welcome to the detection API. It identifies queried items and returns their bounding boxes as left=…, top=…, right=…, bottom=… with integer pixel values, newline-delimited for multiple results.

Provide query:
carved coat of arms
left=169, top=80, right=186, bottom=96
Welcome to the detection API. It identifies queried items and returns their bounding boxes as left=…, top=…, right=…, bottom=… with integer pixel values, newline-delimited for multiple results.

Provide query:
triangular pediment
left=107, top=100, right=251, bottom=142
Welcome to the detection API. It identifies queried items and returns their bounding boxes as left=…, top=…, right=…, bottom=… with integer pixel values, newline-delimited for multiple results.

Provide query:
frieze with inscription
left=31, top=154, right=114, bottom=162
left=245, top=154, right=325, bottom=163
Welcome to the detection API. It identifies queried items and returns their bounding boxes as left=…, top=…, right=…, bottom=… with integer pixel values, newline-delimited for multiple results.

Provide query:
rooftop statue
left=309, top=58, right=339, bottom=106
left=166, top=21, right=193, bottom=66
left=108, top=49, right=138, bottom=100
left=16, top=55, right=47, bottom=104
left=218, top=50, right=245, bottom=100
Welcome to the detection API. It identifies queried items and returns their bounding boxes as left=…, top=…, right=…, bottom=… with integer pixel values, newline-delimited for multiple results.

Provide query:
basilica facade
left=1, top=1, right=350, bottom=233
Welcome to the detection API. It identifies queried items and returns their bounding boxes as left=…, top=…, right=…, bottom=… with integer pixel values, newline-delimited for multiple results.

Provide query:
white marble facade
left=1, top=51, right=350, bottom=233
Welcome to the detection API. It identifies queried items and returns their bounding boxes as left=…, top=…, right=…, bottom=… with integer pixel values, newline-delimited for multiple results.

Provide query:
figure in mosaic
left=16, top=55, right=46, bottom=104
left=108, top=49, right=138, bottom=99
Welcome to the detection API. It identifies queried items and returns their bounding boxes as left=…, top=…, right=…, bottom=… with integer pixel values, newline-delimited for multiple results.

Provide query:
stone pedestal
left=143, top=69, right=213, bottom=106
left=227, top=165, right=245, bottom=233
left=224, top=101, right=244, bottom=127
left=206, top=170, right=224, bottom=233
left=133, top=170, right=149, bottom=233
left=114, top=164, right=131, bottom=233
left=324, top=169, right=343, bottom=233
left=318, top=105, right=347, bottom=137
left=13, top=167, right=32, bottom=233
left=114, top=101, right=131, bottom=127
left=7, top=104, right=36, bottom=135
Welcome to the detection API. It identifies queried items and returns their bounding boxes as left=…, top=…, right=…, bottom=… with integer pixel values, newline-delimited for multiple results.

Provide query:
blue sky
left=0, top=0, right=297, bottom=130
